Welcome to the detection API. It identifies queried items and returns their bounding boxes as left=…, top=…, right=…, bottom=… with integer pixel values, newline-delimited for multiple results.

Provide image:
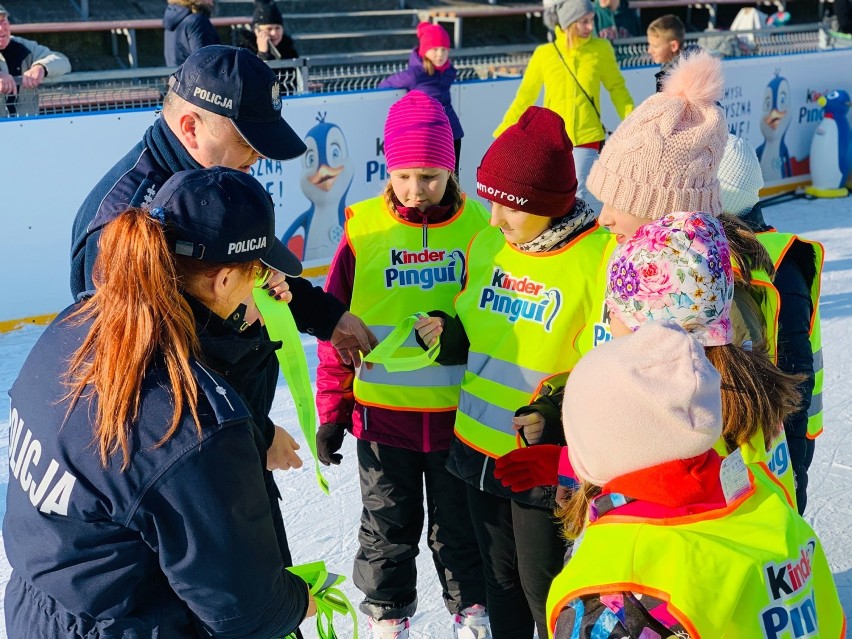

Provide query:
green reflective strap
left=253, top=287, right=329, bottom=495
left=361, top=313, right=440, bottom=372
left=286, top=562, right=359, bottom=639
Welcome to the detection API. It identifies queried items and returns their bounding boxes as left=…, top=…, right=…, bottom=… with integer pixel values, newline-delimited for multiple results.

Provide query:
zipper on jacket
left=362, top=405, right=368, bottom=432
left=479, top=457, right=488, bottom=492
left=420, top=212, right=429, bottom=248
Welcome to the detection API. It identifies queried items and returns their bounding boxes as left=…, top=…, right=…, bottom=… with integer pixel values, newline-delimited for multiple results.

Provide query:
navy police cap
left=169, top=45, right=307, bottom=162
left=149, top=167, right=302, bottom=277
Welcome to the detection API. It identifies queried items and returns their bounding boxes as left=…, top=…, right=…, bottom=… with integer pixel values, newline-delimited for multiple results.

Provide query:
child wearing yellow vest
left=314, top=90, right=490, bottom=639
left=546, top=320, right=844, bottom=638
left=495, top=52, right=803, bottom=506
left=415, top=106, right=613, bottom=638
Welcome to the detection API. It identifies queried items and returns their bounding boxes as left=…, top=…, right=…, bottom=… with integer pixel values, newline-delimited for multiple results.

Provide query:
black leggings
left=466, top=485, right=567, bottom=639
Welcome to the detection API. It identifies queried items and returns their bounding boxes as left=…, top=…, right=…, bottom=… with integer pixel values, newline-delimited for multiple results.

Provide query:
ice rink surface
left=0, top=195, right=850, bottom=637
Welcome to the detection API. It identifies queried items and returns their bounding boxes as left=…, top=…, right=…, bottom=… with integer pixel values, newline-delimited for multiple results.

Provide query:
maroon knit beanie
left=476, top=106, right=577, bottom=217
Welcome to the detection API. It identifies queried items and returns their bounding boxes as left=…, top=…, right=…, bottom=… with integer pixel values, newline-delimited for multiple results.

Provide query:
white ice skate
left=368, top=617, right=410, bottom=639
left=453, top=604, right=491, bottom=639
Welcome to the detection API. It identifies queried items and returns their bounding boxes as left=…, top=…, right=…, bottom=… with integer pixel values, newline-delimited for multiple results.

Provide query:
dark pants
left=466, top=485, right=567, bottom=639
left=789, top=435, right=816, bottom=514
left=835, top=0, right=851, bottom=32
left=353, top=440, right=486, bottom=621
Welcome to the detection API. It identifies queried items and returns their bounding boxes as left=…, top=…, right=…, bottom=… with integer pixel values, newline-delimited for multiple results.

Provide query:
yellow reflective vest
left=493, top=28, right=633, bottom=145
left=756, top=231, right=825, bottom=439
left=346, top=195, right=489, bottom=411
left=546, top=464, right=846, bottom=639
left=453, top=224, right=615, bottom=458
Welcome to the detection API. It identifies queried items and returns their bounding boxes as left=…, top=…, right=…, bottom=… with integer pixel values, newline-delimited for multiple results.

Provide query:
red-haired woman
left=4, top=168, right=315, bottom=638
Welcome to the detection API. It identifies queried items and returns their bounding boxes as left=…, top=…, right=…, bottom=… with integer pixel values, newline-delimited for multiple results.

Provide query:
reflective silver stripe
left=466, top=352, right=550, bottom=396
left=812, top=348, right=823, bottom=372
left=358, top=363, right=464, bottom=387
left=371, top=324, right=420, bottom=349
left=458, top=390, right=516, bottom=436
left=808, top=393, right=822, bottom=418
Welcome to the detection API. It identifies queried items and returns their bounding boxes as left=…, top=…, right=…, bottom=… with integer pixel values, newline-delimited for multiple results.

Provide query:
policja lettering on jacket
left=8, top=408, right=77, bottom=516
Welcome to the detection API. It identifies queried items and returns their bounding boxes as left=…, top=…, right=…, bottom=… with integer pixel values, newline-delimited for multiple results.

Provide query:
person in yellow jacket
left=494, top=0, right=634, bottom=212
left=415, top=106, right=613, bottom=638
left=546, top=320, right=845, bottom=639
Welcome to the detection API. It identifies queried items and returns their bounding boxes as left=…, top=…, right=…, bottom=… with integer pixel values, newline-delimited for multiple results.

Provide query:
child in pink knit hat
left=545, top=320, right=844, bottom=639
left=315, top=89, right=490, bottom=639
left=379, top=22, right=463, bottom=173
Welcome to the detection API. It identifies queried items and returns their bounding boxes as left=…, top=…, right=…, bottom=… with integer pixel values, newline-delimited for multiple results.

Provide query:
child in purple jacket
left=379, top=22, right=464, bottom=172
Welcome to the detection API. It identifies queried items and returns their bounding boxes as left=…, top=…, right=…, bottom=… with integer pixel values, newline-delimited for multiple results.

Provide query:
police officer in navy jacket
left=5, top=168, right=316, bottom=638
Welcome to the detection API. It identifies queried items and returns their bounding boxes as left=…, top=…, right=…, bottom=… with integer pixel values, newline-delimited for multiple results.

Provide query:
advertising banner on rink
left=1, top=47, right=851, bottom=324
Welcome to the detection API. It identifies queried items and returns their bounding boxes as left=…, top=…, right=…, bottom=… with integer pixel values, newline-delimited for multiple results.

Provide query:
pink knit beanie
left=384, top=90, right=455, bottom=172
left=586, top=50, right=728, bottom=219
left=417, top=22, right=451, bottom=57
left=563, top=320, right=723, bottom=486
left=606, top=211, right=735, bottom=346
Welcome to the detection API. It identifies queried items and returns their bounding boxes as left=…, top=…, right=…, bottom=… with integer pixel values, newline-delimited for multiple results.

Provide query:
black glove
left=317, top=423, right=347, bottom=466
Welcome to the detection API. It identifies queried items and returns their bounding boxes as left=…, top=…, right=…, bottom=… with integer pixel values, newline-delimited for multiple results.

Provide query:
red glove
left=493, top=444, right=562, bottom=492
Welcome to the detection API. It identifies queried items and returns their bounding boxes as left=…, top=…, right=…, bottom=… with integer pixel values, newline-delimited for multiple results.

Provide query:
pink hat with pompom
left=417, top=22, right=451, bottom=57
left=586, top=51, right=728, bottom=220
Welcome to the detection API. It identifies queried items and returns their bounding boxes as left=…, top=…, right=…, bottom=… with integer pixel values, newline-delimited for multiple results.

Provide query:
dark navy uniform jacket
left=3, top=305, right=309, bottom=638
left=69, top=118, right=345, bottom=341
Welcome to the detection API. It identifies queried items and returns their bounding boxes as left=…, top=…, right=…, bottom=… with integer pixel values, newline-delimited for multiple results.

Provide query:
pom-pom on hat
left=719, top=134, right=764, bottom=217
left=417, top=22, right=451, bottom=57
left=587, top=50, right=728, bottom=220
left=606, top=210, right=734, bottom=346
left=562, top=320, right=723, bottom=486
left=383, top=90, right=455, bottom=172
left=476, top=106, right=578, bottom=217
left=252, top=0, right=284, bottom=26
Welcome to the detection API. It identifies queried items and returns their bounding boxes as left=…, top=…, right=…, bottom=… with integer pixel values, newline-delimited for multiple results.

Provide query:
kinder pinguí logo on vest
left=479, top=268, right=562, bottom=331
left=759, top=540, right=818, bottom=639
left=384, top=248, right=466, bottom=290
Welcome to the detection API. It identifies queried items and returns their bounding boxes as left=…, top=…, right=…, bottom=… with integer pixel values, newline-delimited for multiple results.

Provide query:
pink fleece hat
left=586, top=51, right=728, bottom=219
left=417, top=22, right=451, bottom=57
left=605, top=211, right=735, bottom=347
left=563, top=321, right=723, bottom=486
left=384, top=90, right=455, bottom=172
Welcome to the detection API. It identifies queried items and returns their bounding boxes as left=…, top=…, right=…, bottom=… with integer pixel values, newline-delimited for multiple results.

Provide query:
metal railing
left=0, top=24, right=832, bottom=118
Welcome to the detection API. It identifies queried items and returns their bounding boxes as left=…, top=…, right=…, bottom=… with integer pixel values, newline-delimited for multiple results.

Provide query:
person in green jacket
left=495, top=0, right=634, bottom=214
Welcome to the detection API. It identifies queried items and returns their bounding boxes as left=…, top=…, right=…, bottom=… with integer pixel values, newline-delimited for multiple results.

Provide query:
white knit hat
left=718, top=134, right=764, bottom=217
left=562, top=321, right=723, bottom=486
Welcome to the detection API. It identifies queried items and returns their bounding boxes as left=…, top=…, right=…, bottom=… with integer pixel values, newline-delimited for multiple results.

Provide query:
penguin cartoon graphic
left=281, top=113, right=354, bottom=262
left=757, top=72, right=794, bottom=182
left=806, top=89, right=852, bottom=198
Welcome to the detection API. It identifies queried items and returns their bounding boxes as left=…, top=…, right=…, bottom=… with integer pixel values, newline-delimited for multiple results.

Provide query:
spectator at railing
left=232, top=0, right=298, bottom=61
left=164, top=0, right=220, bottom=67
left=0, top=3, right=70, bottom=118
left=593, top=0, right=640, bottom=40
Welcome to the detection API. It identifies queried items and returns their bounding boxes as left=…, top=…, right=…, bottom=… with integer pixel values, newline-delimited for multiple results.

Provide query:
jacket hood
left=407, top=47, right=424, bottom=70
left=164, top=4, right=191, bottom=31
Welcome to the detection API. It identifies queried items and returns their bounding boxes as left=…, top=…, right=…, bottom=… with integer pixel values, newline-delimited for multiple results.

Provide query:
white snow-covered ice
left=0, top=194, right=850, bottom=638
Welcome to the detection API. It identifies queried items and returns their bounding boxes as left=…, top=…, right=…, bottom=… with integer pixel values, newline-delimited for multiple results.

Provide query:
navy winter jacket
left=379, top=49, right=464, bottom=139
left=163, top=4, right=220, bottom=67
left=3, top=306, right=309, bottom=638
left=69, top=117, right=346, bottom=340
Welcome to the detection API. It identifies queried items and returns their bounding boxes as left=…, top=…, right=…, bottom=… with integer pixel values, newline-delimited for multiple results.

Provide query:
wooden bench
left=13, top=17, right=250, bottom=68
left=419, top=4, right=543, bottom=48
left=630, top=0, right=786, bottom=28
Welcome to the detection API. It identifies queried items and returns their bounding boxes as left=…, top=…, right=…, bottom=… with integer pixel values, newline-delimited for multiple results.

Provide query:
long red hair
left=64, top=208, right=201, bottom=470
